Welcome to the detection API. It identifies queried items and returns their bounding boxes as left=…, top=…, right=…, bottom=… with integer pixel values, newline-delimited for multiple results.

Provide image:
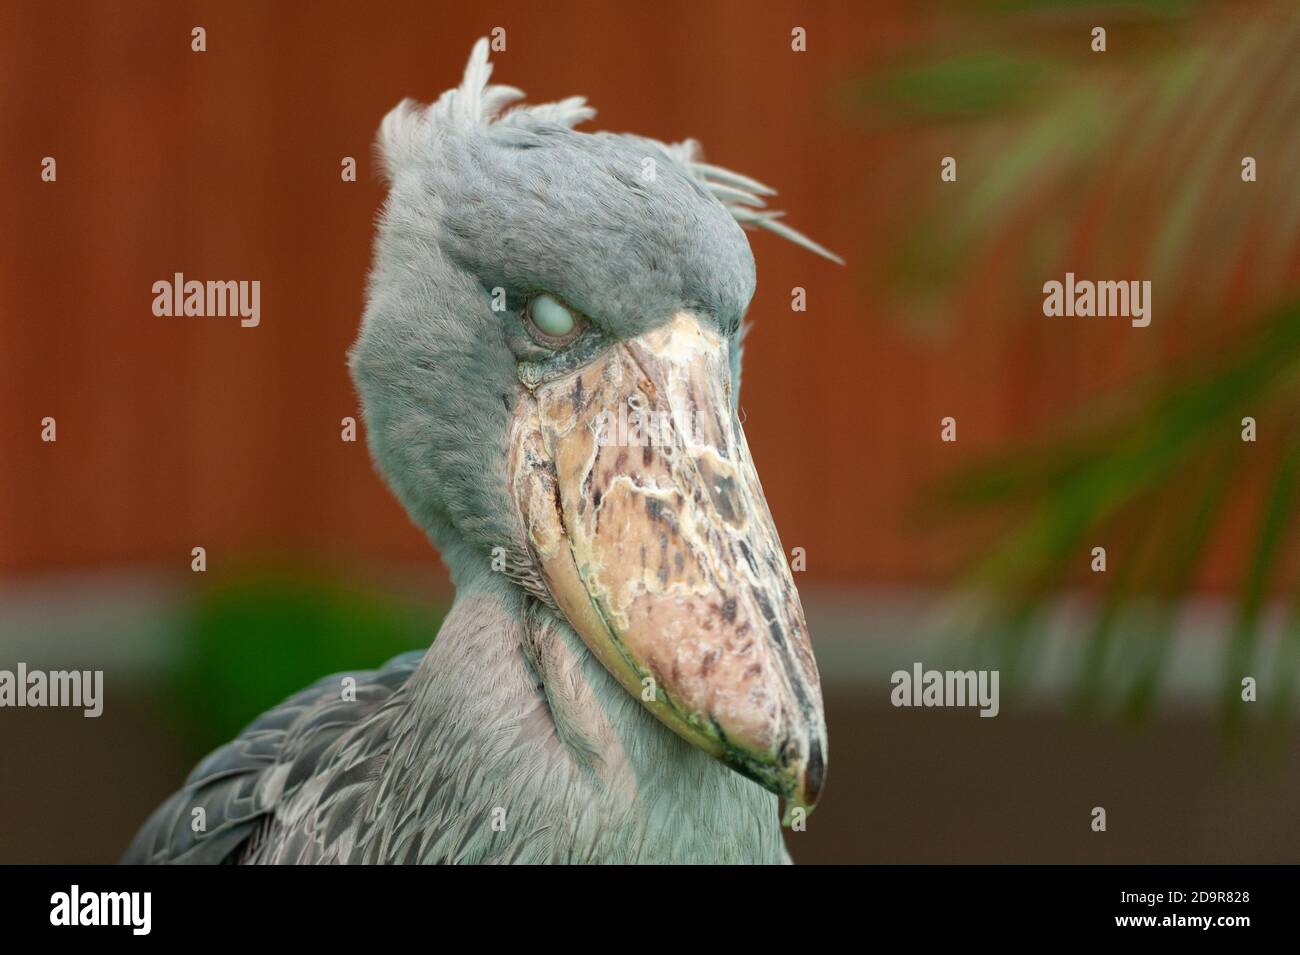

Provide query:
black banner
left=0, top=864, right=1286, bottom=941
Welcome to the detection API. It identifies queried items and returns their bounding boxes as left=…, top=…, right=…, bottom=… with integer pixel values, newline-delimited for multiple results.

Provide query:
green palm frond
left=863, top=5, right=1300, bottom=332
left=858, top=2, right=1300, bottom=722
left=938, top=300, right=1300, bottom=720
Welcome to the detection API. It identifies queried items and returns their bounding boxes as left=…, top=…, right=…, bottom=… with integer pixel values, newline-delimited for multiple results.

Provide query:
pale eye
left=527, top=293, right=576, bottom=340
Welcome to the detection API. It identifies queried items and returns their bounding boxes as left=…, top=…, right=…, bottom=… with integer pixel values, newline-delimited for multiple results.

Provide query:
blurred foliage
left=976, top=0, right=1204, bottom=13
left=942, top=300, right=1300, bottom=732
left=864, top=51, right=1055, bottom=122
left=857, top=2, right=1300, bottom=729
left=168, top=570, right=443, bottom=758
left=863, top=5, right=1299, bottom=333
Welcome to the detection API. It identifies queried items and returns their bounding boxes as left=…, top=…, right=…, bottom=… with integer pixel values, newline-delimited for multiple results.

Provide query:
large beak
left=510, top=313, right=827, bottom=818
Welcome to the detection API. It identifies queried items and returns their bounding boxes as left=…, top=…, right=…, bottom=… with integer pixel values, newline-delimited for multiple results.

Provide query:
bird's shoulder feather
left=121, top=650, right=424, bottom=864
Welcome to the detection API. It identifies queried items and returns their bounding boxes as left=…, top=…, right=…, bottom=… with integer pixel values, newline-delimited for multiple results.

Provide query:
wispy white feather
left=664, top=137, right=841, bottom=263
left=691, top=162, right=778, bottom=197
left=730, top=207, right=845, bottom=265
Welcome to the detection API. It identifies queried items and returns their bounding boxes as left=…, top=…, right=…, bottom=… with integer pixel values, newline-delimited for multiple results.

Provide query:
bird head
left=350, top=39, right=835, bottom=818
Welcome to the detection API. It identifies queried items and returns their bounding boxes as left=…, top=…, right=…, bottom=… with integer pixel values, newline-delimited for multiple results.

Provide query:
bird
left=124, top=38, right=836, bottom=865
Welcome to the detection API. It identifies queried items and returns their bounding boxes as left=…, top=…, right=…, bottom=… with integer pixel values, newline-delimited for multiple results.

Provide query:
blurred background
left=1, top=0, right=1298, bottom=863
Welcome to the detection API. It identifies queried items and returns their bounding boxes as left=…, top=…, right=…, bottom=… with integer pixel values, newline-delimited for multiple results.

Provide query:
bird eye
left=525, top=293, right=581, bottom=344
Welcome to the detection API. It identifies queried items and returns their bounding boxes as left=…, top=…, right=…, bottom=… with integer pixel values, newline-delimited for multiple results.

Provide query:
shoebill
left=125, top=38, right=837, bottom=865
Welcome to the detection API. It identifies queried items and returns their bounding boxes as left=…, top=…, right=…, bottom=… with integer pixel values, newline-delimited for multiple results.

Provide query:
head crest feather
left=376, top=39, right=841, bottom=264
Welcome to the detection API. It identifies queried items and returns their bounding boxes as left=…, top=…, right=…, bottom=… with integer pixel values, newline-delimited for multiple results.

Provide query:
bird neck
left=374, top=572, right=787, bottom=862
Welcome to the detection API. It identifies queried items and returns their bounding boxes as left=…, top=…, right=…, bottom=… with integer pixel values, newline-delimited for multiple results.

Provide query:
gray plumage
left=124, top=38, right=833, bottom=865
left=127, top=592, right=784, bottom=863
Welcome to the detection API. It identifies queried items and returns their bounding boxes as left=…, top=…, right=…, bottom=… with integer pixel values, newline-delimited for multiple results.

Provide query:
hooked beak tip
left=803, top=736, right=825, bottom=806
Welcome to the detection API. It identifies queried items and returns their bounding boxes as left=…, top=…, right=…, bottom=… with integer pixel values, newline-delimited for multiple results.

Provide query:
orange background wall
left=0, top=0, right=1288, bottom=591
